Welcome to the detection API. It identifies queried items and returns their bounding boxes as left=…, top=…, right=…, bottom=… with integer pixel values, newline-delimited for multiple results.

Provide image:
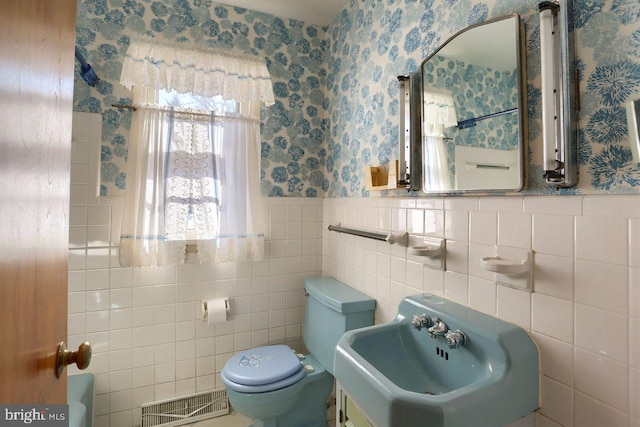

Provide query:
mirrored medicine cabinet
left=398, top=14, right=528, bottom=194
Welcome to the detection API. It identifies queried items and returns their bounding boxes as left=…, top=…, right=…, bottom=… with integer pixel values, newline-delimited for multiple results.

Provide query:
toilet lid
left=222, top=345, right=303, bottom=386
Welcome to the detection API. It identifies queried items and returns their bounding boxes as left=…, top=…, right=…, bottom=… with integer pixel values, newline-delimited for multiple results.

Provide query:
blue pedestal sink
left=335, top=294, right=539, bottom=427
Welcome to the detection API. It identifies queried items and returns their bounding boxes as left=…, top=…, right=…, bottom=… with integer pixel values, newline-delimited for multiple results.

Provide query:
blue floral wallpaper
left=324, top=0, right=640, bottom=196
left=74, top=0, right=329, bottom=197
left=74, top=0, right=640, bottom=197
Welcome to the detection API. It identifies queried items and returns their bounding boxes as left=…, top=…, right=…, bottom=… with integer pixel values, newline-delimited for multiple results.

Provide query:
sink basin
left=335, top=294, right=539, bottom=427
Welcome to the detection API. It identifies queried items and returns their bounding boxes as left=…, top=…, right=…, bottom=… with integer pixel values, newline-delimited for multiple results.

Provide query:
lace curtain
left=423, top=91, right=458, bottom=128
left=120, top=106, right=265, bottom=267
left=120, top=41, right=275, bottom=106
left=422, top=91, right=457, bottom=191
left=423, top=124, right=452, bottom=191
left=119, top=42, right=270, bottom=267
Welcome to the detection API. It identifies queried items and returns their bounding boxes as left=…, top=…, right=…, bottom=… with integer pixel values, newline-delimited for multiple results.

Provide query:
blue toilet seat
left=221, top=344, right=307, bottom=393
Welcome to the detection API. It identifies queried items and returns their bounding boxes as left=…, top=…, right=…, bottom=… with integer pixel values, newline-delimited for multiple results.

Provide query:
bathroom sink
left=335, top=294, right=539, bottom=427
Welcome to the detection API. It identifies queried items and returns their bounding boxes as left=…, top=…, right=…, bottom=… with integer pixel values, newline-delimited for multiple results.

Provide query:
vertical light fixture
left=539, top=2, right=559, bottom=178
left=538, top=0, right=578, bottom=187
left=397, top=72, right=422, bottom=191
left=398, top=75, right=411, bottom=187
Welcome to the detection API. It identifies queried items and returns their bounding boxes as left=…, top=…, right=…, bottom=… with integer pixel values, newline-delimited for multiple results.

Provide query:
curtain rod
left=457, top=108, right=517, bottom=129
left=110, top=103, right=260, bottom=122
left=113, top=103, right=217, bottom=119
left=112, top=103, right=137, bottom=111
left=113, top=103, right=217, bottom=117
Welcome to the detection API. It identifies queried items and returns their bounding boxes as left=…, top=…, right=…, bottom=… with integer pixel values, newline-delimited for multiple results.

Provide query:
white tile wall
left=322, top=195, right=640, bottom=427
left=68, top=113, right=323, bottom=427
left=71, top=113, right=640, bottom=427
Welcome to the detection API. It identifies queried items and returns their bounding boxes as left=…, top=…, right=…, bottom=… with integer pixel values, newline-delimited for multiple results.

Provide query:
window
left=158, top=89, right=237, bottom=113
left=120, top=87, right=265, bottom=266
left=118, top=42, right=273, bottom=267
left=133, top=87, right=259, bottom=240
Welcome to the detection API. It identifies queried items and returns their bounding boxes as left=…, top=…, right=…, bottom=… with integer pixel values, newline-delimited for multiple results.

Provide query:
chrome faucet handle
left=411, top=314, right=432, bottom=331
left=427, top=317, right=448, bottom=338
left=444, top=329, right=468, bottom=349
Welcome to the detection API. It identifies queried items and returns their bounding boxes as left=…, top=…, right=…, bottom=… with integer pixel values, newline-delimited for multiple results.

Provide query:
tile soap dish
left=480, top=256, right=529, bottom=275
left=408, top=244, right=443, bottom=257
left=409, top=246, right=442, bottom=258
left=408, top=236, right=446, bottom=270
left=480, top=249, right=532, bottom=291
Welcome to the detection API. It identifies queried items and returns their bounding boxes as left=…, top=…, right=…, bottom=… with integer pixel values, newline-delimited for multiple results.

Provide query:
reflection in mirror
left=421, top=14, right=526, bottom=193
left=627, top=98, right=640, bottom=164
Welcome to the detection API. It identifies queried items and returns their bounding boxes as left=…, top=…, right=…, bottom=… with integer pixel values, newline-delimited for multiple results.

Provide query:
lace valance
left=424, top=91, right=458, bottom=128
left=120, top=41, right=275, bottom=106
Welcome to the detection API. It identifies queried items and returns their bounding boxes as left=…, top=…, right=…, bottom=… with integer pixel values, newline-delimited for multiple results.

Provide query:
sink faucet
left=411, top=314, right=433, bottom=331
left=427, top=317, right=448, bottom=338
left=444, top=329, right=469, bottom=349
left=414, top=314, right=468, bottom=350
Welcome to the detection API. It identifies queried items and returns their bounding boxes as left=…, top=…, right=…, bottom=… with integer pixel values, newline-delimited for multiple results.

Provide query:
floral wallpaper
left=324, top=0, right=640, bottom=196
left=74, top=0, right=640, bottom=197
left=74, top=0, right=329, bottom=197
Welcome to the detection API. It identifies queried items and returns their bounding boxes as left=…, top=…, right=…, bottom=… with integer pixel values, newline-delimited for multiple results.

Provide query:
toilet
left=221, top=276, right=376, bottom=427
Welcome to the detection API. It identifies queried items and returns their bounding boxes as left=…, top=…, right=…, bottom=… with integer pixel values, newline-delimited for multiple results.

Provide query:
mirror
left=626, top=98, right=640, bottom=164
left=420, top=14, right=526, bottom=193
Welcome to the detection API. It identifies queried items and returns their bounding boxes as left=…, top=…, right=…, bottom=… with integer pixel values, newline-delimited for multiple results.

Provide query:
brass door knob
left=56, top=341, right=91, bottom=378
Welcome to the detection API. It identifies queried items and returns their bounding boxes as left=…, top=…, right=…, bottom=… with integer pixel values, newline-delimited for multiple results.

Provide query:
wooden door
left=0, top=0, right=77, bottom=404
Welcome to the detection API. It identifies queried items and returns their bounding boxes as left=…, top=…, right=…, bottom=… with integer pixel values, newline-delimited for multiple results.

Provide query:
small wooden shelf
left=365, top=160, right=404, bottom=191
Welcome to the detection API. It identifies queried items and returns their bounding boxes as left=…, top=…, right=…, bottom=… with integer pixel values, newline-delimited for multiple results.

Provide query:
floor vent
left=141, top=389, right=229, bottom=427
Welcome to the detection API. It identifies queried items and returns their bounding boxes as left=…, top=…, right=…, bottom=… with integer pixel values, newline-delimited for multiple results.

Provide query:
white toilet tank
left=303, top=277, right=376, bottom=375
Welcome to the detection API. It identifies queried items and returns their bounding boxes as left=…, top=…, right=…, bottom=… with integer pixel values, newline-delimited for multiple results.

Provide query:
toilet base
left=226, top=368, right=334, bottom=427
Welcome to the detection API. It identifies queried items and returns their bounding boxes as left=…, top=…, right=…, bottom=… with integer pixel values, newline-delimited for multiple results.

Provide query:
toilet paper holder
left=201, top=298, right=230, bottom=321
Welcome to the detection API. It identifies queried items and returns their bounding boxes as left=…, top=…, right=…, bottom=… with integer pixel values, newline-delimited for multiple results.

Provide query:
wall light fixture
left=538, top=0, right=578, bottom=188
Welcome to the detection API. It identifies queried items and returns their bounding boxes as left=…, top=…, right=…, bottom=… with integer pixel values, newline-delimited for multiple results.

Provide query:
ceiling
left=219, top=0, right=347, bottom=26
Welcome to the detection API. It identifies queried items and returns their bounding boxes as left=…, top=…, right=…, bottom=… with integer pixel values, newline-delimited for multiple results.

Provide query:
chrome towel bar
left=327, top=223, right=408, bottom=246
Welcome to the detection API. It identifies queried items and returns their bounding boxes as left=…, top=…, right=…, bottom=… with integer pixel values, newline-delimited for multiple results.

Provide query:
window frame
left=130, top=86, right=260, bottom=245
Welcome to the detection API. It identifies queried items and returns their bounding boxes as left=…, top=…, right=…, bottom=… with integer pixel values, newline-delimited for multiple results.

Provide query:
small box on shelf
left=365, top=160, right=404, bottom=191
